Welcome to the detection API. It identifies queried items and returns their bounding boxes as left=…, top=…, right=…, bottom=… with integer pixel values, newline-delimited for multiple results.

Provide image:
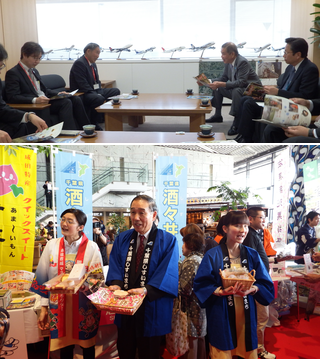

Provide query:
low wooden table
left=59, top=131, right=226, bottom=143
left=95, top=93, right=212, bottom=132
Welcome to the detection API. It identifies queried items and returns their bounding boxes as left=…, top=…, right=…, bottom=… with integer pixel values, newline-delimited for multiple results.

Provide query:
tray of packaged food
left=43, top=272, right=89, bottom=294
left=88, top=288, right=145, bottom=315
left=220, top=267, right=256, bottom=290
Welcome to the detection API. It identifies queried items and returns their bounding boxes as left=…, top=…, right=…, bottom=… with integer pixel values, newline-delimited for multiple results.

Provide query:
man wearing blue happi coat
left=107, top=194, right=179, bottom=359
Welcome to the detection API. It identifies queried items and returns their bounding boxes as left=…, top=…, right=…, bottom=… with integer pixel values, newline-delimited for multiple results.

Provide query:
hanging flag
left=55, top=151, right=93, bottom=240
left=0, top=146, right=36, bottom=272
left=156, top=156, right=187, bottom=257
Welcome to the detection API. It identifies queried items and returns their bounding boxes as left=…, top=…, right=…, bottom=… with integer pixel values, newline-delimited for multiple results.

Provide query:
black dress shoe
left=206, top=115, right=223, bottom=123
left=228, top=125, right=238, bottom=136
left=237, top=137, right=246, bottom=143
left=234, top=135, right=244, bottom=143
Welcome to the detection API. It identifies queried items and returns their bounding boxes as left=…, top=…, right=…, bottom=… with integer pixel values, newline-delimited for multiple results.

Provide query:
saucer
left=112, top=101, right=121, bottom=105
left=200, top=103, right=210, bottom=107
left=80, top=131, right=97, bottom=138
left=197, top=131, right=215, bottom=138
left=186, top=92, right=193, bottom=95
left=131, top=92, right=139, bottom=95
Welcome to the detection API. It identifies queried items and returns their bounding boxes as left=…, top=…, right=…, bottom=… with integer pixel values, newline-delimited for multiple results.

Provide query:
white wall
left=36, top=58, right=284, bottom=94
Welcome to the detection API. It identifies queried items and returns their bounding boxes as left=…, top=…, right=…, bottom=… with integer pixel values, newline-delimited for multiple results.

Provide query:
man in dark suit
left=235, top=37, right=319, bottom=143
left=69, top=43, right=120, bottom=125
left=243, top=207, right=275, bottom=359
left=202, top=42, right=261, bottom=132
left=264, top=98, right=320, bottom=142
left=0, top=43, right=47, bottom=141
left=5, top=42, right=90, bottom=130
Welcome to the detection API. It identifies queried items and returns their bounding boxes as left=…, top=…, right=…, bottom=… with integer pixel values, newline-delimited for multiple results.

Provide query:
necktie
left=282, top=67, right=296, bottom=90
left=91, top=65, right=96, bottom=82
left=136, top=235, right=145, bottom=272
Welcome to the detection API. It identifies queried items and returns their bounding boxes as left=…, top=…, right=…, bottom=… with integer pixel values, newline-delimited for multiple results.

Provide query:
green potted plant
left=207, top=181, right=262, bottom=211
left=310, top=3, right=320, bottom=47
left=106, top=213, right=128, bottom=236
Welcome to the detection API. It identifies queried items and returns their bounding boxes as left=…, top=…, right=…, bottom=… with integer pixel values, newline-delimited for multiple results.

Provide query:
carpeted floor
left=101, top=105, right=238, bottom=140
left=264, top=306, right=320, bottom=359
left=163, top=306, right=320, bottom=359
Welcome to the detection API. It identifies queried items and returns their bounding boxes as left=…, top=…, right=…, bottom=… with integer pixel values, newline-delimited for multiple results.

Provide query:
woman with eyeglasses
left=30, top=208, right=104, bottom=359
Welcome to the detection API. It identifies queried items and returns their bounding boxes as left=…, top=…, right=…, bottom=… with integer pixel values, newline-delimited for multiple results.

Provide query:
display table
left=290, top=275, right=320, bottom=321
left=6, top=294, right=44, bottom=359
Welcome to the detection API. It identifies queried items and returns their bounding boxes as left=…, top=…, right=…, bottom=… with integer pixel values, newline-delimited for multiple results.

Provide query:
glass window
left=36, top=0, right=291, bottom=60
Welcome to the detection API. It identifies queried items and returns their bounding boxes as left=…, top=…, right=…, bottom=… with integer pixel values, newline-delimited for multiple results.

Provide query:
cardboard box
left=0, top=289, right=12, bottom=309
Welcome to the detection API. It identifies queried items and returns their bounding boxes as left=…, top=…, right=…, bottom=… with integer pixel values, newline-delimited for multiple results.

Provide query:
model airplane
left=53, top=45, right=79, bottom=60
left=188, top=42, right=215, bottom=59
left=109, top=44, right=133, bottom=59
left=272, top=46, right=285, bottom=57
left=249, top=43, right=271, bottom=57
left=237, top=42, right=247, bottom=48
left=161, top=46, right=185, bottom=59
left=134, top=47, right=156, bottom=60
left=43, top=49, right=53, bottom=60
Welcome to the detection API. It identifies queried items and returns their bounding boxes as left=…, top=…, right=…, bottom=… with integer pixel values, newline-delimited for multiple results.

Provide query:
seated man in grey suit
left=264, top=98, right=320, bottom=143
left=0, top=43, right=47, bottom=142
left=202, top=42, right=261, bottom=132
left=69, top=43, right=120, bottom=126
left=235, top=37, right=319, bottom=143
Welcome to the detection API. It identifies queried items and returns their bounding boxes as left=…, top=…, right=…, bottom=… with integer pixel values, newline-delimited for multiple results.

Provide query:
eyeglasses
left=254, top=216, right=266, bottom=220
left=0, top=63, right=6, bottom=71
left=31, top=55, right=42, bottom=61
left=283, top=51, right=293, bottom=55
left=60, top=218, right=77, bottom=225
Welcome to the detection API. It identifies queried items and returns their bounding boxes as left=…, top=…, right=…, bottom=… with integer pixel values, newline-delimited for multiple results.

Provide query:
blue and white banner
left=156, top=156, right=187, bottom=257
left=55, top=151, right=93, bottom=240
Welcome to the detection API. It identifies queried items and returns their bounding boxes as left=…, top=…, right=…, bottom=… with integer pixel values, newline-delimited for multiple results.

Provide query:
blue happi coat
left=106, top=226, right=179, bottom=337
left=194, top=245, right=274, bottom=351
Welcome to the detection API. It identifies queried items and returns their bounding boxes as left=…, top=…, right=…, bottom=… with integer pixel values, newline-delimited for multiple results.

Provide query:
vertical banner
left=156, top=156, right=187, bottom=257
left=272, top=147, right=289, bottom=249
left=55, top=151, right=93, bottom=240
left=0, top=146, right=36, bottom=273
left=303, top=159, right=320, bottom=213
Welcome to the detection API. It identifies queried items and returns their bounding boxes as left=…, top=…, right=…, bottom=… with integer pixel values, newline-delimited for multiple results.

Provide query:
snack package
left=88, top=287, right=145, bottom=315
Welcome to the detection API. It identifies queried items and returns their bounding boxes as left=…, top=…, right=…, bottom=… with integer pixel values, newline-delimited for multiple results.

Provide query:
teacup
left=200, top=124, right=212, bottom=135
left=132, top=89, right=139, bottom=95
left=187, top=89, right=193, bottom=94
left=112, top=98, right=120, bottom=104
left=201, top=99, right=209, bottom=106
left=83, top=124, right=96, bottom=135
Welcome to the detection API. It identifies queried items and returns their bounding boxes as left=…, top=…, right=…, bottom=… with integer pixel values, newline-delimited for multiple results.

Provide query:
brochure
left=49, top=89, right=78, bottom=101
left=194, top=73, right=211, bottom=88
left=243, top=82, right=266, bottom=101
left=108, top=94, right=138, bottom=100
left=253, top=95, right=311, bottom=128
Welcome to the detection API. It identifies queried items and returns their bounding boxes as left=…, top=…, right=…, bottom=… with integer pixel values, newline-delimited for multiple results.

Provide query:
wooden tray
left=219, top=269, right=256, bottom=290
left=44, top=273, right=89, bottom=294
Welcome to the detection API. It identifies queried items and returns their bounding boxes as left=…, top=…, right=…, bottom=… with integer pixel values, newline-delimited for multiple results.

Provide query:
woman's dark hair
left=183, top=233, right=204, bottom=253
left=60, top=208, right=87, bottom=226
left=180, top=223, right=203, bottom=237
left=222, top=211, right=250, bottom=228
left=216, top=215, right=226, bottom=236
